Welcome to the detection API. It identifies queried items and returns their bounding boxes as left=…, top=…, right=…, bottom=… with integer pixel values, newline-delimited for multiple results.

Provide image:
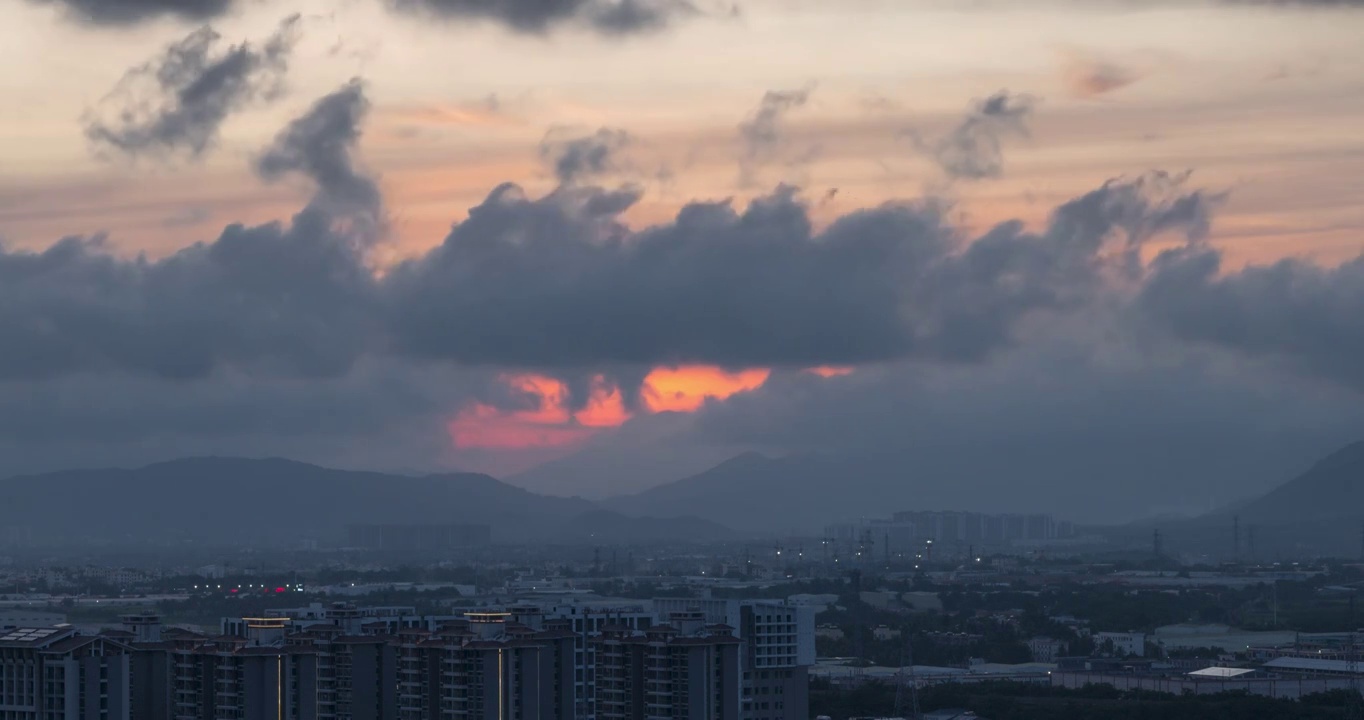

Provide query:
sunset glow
left=449, top=366, right=776, bottom=450
left=447, top=402, right=595, bottom=450
left=641, top=366, right=772, bottom=413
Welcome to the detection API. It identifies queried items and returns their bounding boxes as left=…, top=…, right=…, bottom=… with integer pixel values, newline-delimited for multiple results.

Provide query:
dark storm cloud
left=0, top=219, right=375, bottom=382
left=738, top=88, right=810, bottom=185
left=381, top=173, right=1217, bottom=370
left=914, top=90, right=1034, bottom=181
left=24, top=0, right=236, bottom=25
left=0, top=82, right=379, bottom=383
left=0, top=358, right=493, bottom=478
left=538, top=127, right=631, bottom=186
left=256, top=79, right=384, bottom=240
left=84, top=16, right=301, bottom=160
left=1140, top=245, right=1364, bottom=390
left=385, top=0, right=696, bottom=35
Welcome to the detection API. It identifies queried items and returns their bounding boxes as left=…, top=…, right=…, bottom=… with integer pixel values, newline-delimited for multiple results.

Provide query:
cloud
left=1226, top=0, right=1364, bottom=6
left=0, top=219, right=376, bottom=383
left=685, top=315, right=1364, bottom=524
left=1140, top=244, right=1364, bottom=390
left=738, top=87, right=811, bottom=185
left=0, top=357, right=493, bottom=478
left=1060, top=52, right=1140, bottom=99
left=386, top=0, right=697, bottom=35
left=83, top=16, right=301, bottom=161
left=161, top=206, right=213, bottom=228
left=913, top=90, right=1034, bottom=181
left=381, top=173, right=1217, bottom=374
left=24, top=0, right=237, bottom=25
left=255, top=79, right=385, bottom=242
left=9, top=71, right=1364, bottom=489
left=0, top=83, right=381, bottom=384
left=538, top=127, right=631, bottom=186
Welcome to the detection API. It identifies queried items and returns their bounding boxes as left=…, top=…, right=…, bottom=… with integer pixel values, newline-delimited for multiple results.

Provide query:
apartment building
left=524, top=601, right=654, bottom=719
left=5, top=599, right=767, bottom=720
left=591, top=612, right=741, bottom=720
left=0, top=626, right=132, bottom=720
left=651, top=598, right=815, bottom=720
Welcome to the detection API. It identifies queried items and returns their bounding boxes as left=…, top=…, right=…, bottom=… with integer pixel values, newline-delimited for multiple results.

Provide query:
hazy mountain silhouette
left=1215, top=441, right=1364, bottom=527
left=506, top=412, right=742, bottom=499
left=602, top=435, right=1364, bottom=535
left=1127, top=441, right=1364, bottom=557
left=601, top=451, right=891, bottom=534
left=0, top=457, right=727, bottom=546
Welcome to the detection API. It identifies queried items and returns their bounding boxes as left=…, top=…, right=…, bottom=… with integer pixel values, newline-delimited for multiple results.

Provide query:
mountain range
left=0, top=457, right=730, bottom=547
left=1170, top=440, right=1364, bottom=554
left=3, top=440, right=1361, bottom=551
left=606, top=440, right=1364, bottom=551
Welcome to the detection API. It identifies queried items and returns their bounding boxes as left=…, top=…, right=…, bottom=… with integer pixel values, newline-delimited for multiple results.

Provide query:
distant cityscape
left=4, top=497, right=1364, bottom=719
left=0, top=439, right=1361, bottom=720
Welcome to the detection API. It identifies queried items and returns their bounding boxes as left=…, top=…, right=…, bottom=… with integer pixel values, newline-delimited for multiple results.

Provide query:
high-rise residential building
left=0, top=626, right=133, bottom=720
left=4, top=600, right=760, bottom=720
left=523, top=601, right=655, bottom=719
left=651, top=598, right=815, bottom=720
left=592, top=612, right=741, bottom=720
left=164, top=609, right=578, bottom=720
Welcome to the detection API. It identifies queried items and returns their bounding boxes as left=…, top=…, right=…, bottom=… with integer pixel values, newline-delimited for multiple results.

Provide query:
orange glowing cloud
left=448, top=402, right=595, bottom=450
left=641, top=366, right=771, bottom=413
left=449, top=373, right=633, bottom=451
left=503, top=374, right=573, bottom=425
left=574, top=378, right=632, bottom=428
left=807, top=366, right=854, bottom=378
left=450, top=365, right=792, bottom=453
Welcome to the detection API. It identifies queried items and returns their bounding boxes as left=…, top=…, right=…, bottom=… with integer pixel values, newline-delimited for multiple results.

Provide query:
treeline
left=811, top=680, right=1360, bottom=720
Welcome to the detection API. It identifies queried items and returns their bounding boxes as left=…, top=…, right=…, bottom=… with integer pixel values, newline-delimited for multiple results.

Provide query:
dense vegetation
left=812, top=680, right=1361, bottom=720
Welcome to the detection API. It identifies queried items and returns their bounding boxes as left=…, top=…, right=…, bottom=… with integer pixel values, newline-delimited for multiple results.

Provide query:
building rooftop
left=1188, top=666, right=1257, bottom=679
left=0, top=626, right=73, bottom=647
left=1263, top=657, right=1364, bottom=675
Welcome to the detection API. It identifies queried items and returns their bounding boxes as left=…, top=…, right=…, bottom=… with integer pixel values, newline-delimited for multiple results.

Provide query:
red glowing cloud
left=450, top=365, right=839, bottom=454
left=448, top=374, right=600, bottom=450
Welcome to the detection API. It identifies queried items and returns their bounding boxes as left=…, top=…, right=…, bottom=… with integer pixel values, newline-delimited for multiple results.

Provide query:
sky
left=1, top=0, right=1363, bottom=521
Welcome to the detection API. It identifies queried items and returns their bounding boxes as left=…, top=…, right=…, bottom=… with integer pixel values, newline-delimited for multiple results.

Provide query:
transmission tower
left=893, top=635, right=920, bottom=719
left=1348, top=593, right=1361, bottom=720
left=852, top=616, right=865, bottom=681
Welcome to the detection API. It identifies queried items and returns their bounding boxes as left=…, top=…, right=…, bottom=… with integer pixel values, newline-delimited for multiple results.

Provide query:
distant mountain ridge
left=601, top=451, right=885, bottom=534
left=603, top=439, right=1364, bottom=539
left=1212, top=440, right=1364, bottom=526
left=1123, top=440, right=1364, bottom=556
left=0, top=457, right=732, bottom=546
